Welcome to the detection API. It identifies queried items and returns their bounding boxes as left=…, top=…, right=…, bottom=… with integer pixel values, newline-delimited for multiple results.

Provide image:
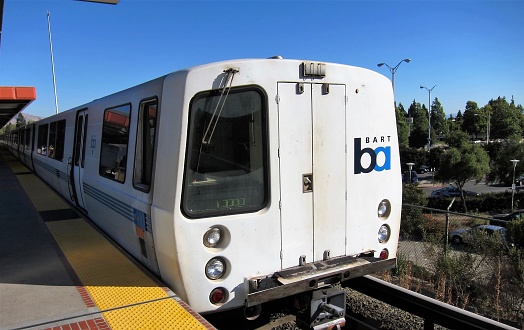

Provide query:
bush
left=507, top=219, right=524, bottom=248
left=401, top=184, right=427, bottom=238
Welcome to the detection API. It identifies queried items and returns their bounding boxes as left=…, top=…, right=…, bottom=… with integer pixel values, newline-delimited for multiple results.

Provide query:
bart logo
left=354, top=138, right=391, bottom=174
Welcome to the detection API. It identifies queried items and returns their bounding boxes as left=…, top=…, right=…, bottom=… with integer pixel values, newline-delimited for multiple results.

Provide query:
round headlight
left=206, top=258, right=226, bottom=280
left=204, top=227, right=222, bottom=247
left=378, top=224, right=391, bottom=243
left=377, top=199, right=391, bottom=218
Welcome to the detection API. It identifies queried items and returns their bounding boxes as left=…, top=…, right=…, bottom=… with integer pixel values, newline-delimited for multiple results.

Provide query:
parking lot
left=416, top=173, right=519, bottom=197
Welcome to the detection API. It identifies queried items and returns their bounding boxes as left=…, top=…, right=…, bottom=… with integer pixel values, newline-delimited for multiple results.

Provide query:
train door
left=71, top=109, right=88, bottom=210
left=278, top=82, right=346, bottom=269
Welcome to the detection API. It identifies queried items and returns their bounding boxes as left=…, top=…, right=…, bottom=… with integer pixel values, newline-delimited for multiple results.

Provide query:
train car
left=2, top=58, right=401, bottom=328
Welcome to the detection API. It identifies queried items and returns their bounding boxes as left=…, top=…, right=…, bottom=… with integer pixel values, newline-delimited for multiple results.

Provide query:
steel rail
left=343, top=275, right=518, bottom=330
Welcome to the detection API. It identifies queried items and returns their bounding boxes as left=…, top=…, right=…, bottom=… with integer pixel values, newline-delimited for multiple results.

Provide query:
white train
left=3, top=58, right=401, bottom=327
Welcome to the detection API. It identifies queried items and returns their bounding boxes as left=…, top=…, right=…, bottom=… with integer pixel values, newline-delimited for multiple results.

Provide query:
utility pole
left=47, top=11, right=59, bottom=114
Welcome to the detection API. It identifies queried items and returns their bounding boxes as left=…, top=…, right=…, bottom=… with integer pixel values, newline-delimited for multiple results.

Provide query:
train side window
left=24, top=128, right=31, bottom=150
left=37, top=124, right=49, bottom=155
left=133, top=98, right=157, bottom=192
left=182, top=86, right=269, bottom=218
left=99, top=104, right=131, bottom=183
left=48, top=120, right=66, bottom=161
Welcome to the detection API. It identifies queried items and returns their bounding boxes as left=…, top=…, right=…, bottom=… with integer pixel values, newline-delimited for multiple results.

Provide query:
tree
left=443, top=129, right=470, bottom=149
left=489, top=97, right=522, bottom=140
left=395, top=103, right=409, bottom=148
left=461, top=101, right=480, bottom=138
left=401, top=183, right=428, bottom=238
left=16, top=113, right=26, bottom=129
left=486, top=136, right=524, bottom=185
left=430, top=97, right=446, bottom=142
left=436, top=131, right=490, bottom=212
left=407, top=100, right=429, bottom=149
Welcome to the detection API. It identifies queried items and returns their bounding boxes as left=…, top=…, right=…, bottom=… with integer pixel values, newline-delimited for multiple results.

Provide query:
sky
left=1, top=0, right=523, bottom=119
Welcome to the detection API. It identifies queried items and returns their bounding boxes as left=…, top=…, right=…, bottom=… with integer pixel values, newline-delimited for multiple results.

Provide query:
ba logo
left=354, top=138, right=391, bottom=174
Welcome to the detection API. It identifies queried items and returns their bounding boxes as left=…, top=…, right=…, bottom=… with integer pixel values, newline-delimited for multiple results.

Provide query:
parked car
left=415, top=165, right=430, bottom=174
left=449, top=224, right=507, bottom=246
left=490, top=209, right=523, bottom=227
left=430, top=186, right=480, bottom=198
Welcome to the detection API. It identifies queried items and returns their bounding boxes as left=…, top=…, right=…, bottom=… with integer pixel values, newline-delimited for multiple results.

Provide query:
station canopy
left=0, top=87, right=37, bottom=129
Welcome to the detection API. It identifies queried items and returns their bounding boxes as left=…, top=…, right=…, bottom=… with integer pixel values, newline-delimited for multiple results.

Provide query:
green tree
left=430, top=97, right=446, bottom=142
left=408, top=100, right=428, bottom=149
left=401, top=183, right=428, bottom=238
left=446, top=114, right=461, bottom=134
left=460, top=101, right=480, bottom=138
left=395, top=103, right=409, bottom=148
left=16, top=113, right=26, bottom=129
left=436, top=131, right=490, bottom=212
left=443, top=129, right=470, bottom=148
left=489, top=97, right=522, bottom=140
left=455, top=110, right=464, bottom=127
left=486, top=136, right=524, bottom=185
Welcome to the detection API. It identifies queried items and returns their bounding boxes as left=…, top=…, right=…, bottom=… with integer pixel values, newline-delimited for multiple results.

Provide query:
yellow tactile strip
left=16, top=173, right=71, bottom=211
left=8, top=159, right=212, bottom=329
left=46, top=218, right=209, bottom=329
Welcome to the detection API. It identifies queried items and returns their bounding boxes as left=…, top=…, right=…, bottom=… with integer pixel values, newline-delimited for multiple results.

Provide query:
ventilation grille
left=40, top=209, right=80, bottom=222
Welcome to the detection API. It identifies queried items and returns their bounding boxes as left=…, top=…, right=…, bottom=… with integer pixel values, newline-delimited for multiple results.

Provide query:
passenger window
left=47, top=120, right=65, bottom=161
left=182, top=87, right=268, bottom=218
left=99, top=104, right=131, bottom=183
left=24, top=128, right=31, bottom=150
left=37, top=124, right=49, bottom=155
left=133, top=99, right=158, bottom=192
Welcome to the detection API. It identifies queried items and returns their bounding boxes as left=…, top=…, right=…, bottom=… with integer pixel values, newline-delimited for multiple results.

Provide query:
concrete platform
left=0, top=148, right=215, bottom=330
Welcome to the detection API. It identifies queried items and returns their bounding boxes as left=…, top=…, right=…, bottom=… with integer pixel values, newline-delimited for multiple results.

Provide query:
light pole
left=406, top=162, right=415, bottom=184
left=420, top=85, right=437, bottom=151
left=377, top=58, right=411, bottom=92
left=47, top=11, right=59, bottom=114
left=511, top=159, right=520, bottom=211
left=474, top=113, right=491, bottom=145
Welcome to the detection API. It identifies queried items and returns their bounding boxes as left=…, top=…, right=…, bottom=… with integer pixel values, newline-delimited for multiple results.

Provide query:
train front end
left=153, top=58, right=401, bottom=325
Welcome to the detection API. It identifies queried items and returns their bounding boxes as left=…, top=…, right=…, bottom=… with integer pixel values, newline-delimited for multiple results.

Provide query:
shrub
left=507, top=219, right=524, bottom=248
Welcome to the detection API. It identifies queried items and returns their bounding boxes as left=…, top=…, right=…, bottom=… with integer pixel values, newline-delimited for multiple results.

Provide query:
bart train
left=2, top=58, right=401, bottom=325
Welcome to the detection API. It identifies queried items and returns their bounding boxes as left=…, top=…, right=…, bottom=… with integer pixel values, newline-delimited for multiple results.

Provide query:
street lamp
left=511, top=159, right=520, bottom=211
left=474, top=113, right=491, bottom=145
left=377, top=58, right=411, bottom=92
left=406, top=162, right=415, bottom=184
left=420, top=85, right=437, bottom=151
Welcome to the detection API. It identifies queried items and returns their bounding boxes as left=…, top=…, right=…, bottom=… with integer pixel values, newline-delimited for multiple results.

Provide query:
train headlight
left=203, top=227, right=222, bottom=247
left=206, top=258, right=226, bottom=280
left=377, top=199, right=391, bottom=218
left=378, top=224, right=391, bottom=243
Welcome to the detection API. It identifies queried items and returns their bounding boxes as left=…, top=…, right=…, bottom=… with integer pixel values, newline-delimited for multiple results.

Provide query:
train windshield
left=182, top=87, right=268, bottom=218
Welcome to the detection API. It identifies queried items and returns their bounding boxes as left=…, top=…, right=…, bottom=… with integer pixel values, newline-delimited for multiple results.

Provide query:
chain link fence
left=390, top=204, right=524, bottom=328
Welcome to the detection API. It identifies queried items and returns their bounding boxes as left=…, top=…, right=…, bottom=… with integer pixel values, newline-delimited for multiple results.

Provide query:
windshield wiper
left=201, top=68, right=239, bottom=144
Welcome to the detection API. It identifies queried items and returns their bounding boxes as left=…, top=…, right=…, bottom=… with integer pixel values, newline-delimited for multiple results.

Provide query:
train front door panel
left=278, top=82, right=347, bottom=270
left=311, top=83, right=346, bottom=261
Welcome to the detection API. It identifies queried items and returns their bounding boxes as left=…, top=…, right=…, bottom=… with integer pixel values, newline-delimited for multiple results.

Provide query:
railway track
left=205, top=275, right=519, bottom=330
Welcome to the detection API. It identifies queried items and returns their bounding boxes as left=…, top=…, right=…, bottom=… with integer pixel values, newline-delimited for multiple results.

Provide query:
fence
left=391, top=204, right=524, bottom=328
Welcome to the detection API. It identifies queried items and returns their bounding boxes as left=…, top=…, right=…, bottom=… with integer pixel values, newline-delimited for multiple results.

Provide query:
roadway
left=417, top=172, right=517, bottom=197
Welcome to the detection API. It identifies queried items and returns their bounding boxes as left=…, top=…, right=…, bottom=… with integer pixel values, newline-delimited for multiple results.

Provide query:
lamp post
left=377, top=58, right=411, bottom=92
left=406, top=162, right=415, bottom=184
left=420, top=85, right=437, bottom=151
left=47, top=11, right=59, bottom=114
left=511, top=159, right=520, bottom=211
left=474, top=113, right=491, bottom=145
